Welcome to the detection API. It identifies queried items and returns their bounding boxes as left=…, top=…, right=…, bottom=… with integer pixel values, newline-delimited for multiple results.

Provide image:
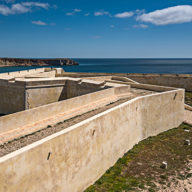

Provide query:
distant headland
left=0, top=58, right=79, bottom=67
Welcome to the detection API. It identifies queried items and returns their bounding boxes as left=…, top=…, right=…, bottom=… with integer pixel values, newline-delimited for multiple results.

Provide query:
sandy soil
left=155, top=161, right=192, bottom=192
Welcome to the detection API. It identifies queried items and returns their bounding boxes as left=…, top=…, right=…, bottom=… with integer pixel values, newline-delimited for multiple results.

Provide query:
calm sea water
left=0, top=59, right=192, bottom=74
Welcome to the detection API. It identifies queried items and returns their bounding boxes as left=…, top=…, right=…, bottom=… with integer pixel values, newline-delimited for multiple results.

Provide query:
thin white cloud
left=66, top=8, right=82, bottom=16
left=136, top=9, right=145, bottom=15
left=73, top=8, right=81, bottom=12
left=114, top=11, right=134, bottom=18
left=94, top=10, right=110, bottom=16
left=137, top=5, right=192, bottom=25
left=0, top=2, right=49, bottom=15
left=110, top=24, right=115, bottom=28
left=23, top=2, right=49, bottom=9
left=32, top=20, right=47, bottom=26
left=84, top=13, right=90, bottom=16
left=133, top=24, right=148, bottom=28
left=66, top=12, right=73, bottom=16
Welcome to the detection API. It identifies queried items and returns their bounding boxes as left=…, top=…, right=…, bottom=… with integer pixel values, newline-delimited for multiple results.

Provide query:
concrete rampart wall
left=25, top=79, right=110, bottom=110
left=0, top=68, right=47, bottom=79
left=125, top=74, right=192, bottom=92
left=59, top=72, right=192, bottom=91
left=24, top=71, right=56, bottom=78
left=0, top=89, right=184, bottom=192
left=0, top=80, right=25, bottom=114
left=66, top=80, right=109, bottom=98
left=25, top=82, right=67, bottom=109
left=0, top=88, right=117, bottom=133
left=0, top=76, right=111, bottom=113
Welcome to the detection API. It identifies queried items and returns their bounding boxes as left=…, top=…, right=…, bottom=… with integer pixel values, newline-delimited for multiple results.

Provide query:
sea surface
left=0, top=59, right=192, bottom=74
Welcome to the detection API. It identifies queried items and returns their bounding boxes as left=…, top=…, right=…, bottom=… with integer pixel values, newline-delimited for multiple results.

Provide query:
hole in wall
left=47, top=152, right=51, bottom=160
left=92, top=130, right=96, bottom=136
left=174, top=93, right=178, bottom=100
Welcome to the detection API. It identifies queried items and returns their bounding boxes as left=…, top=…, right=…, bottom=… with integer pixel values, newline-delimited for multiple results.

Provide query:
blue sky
left=0, top=0, right=192, bottom=58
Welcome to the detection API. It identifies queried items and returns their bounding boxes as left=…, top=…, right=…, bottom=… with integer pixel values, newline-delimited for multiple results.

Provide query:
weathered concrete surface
left=0, top=89, right=184, bottom=192
left=65, top=79, right=109, bottom=99
left=59, top=72, right=192, bottom=92
left=0, top=68, right=47, bottom=79
left=184, top=105, right=192, bottom=125
left=24, top=78, right=114, bottom=110
left=126, top=74, right=192, bottom=92
left=0, top=80, right=25, bottom=114
left=185, top=110, right=192, bottom=125
left=0, top=68, right=65, bottom=113
left=0, top=75, right=114, bottom=113
left=23, top=70, right=56, bottom=78
left=25, top=80, right=67, bottom=109
left=0, top=87, right=124, bottom=134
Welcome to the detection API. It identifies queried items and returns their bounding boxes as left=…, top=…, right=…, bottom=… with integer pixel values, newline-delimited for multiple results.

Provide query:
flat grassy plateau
left=85, top=92, right=192, bottom=192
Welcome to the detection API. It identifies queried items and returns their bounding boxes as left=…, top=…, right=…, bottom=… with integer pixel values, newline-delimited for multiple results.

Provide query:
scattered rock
left=160, top=161, right=168, bottom=169
left=184, top=140, right=191, bottom=146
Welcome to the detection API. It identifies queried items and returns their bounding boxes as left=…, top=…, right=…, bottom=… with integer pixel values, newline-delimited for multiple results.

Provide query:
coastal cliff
left=0, top=58, right=79, bottom=67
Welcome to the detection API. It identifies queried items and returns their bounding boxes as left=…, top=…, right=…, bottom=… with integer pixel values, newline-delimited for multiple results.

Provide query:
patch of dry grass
left=85, top=123, right=192, bottom=192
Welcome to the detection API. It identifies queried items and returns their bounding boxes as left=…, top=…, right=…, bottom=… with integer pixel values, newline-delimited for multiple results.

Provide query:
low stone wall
left=125, top=74, right=192, bottom=92
left=184, top=105, right=192, bottom=125
left=25, top=79, right=68, bottom=109
left=0, top=88, right=184, bottom=192
left=25, top=78, right=112, bottom=110
left=0, top=76, right=114, bottom=114
left=65, top=80, right=109, bottom=99
left=59, top=72, right=192, bottom=92
left=0, top=68, right=48, bottom=79
left=0, top=87, right=119, bottom=134
left=0, top=80, right=25, bottom=114
left=24, top=71, right=56, bottom=78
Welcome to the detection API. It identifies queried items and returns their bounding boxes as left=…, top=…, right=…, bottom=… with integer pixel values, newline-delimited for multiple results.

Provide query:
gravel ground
left=0, top=98, right=131, bottom=157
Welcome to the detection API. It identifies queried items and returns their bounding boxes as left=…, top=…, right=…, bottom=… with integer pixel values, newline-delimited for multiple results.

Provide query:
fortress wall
left=0, top=80, right=25, bottom=114
left=59, top=72, right=192, bottom=91
left=25, top=79, right=111, bottom=109
left=66, top=80, right=110, bottom=98
left=125, top=74, right=192, bottom=92
left=0, top=89, right=184, bottom=192
left=0, top=88, right=116, bottom=134
left=80, top=76, right=112, bottom=81
left=24, top=71, right=56, bottom=78
left=25, top=83, right=67, bottom=109
left=105, top=80, right=176, bottom=92
left=130, top=83, right=176, bottom=92
left=0, top=68, right=46, bottom=79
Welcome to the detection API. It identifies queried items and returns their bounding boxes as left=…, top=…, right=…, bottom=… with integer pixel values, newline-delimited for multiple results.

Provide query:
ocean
left=0, top=59, right=192, bottom=74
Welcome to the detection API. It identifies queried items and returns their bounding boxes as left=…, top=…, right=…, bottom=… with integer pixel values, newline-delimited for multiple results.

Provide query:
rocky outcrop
left=0, top=58, right=79, bottom=67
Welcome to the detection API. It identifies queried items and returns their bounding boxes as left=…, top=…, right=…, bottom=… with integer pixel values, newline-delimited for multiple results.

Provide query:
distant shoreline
left=0, top=58, right=79, bottom=67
